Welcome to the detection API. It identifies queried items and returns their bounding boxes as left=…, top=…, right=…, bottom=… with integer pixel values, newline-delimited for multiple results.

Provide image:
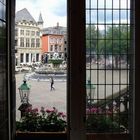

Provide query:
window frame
left=67, top=0, right=86, bottom=139
left=5, top=0, right=140, bottom=140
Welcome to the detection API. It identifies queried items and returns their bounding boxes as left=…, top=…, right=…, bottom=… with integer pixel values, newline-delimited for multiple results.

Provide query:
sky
left=16, top=0, right=67, bottom=28
left=16, top=0, right=130, bottom=28
left=86, top=0, right=130, bottom=25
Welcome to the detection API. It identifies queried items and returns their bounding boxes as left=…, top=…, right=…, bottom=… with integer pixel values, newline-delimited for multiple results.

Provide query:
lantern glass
left=86, top=80, right=95, bottom=100
left=18, top=80, right=30, bottom=104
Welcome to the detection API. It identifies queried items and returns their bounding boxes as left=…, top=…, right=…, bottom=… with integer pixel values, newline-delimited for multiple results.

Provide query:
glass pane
left=91, top=0, right=97, bottom=8
left=15, top=0, right=67, bottom=133
left=0, top=2, right=6, bottom=20
left=86, top=0, right=132, bottom=133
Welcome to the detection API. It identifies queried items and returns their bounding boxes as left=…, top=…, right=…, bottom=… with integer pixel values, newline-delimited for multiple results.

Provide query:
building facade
left=15, top=8, right=42, bottom=66
left=41, top=23, right=67, bottom=62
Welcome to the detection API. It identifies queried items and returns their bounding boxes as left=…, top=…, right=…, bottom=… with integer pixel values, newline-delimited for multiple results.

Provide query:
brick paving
left=16, top=73, right=66, bottom=120
left=16, top=69, right=128, bottom=120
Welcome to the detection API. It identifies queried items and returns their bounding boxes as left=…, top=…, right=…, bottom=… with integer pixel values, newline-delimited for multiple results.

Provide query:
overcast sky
left=16, top=0, right=130, bottom=28
left=16, top=0, right=67, bottom=28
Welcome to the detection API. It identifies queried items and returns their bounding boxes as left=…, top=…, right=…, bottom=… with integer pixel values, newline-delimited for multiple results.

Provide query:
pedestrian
left=50, top=76, right=55, bottom=91
left=37, top=77, right=40, bottom=82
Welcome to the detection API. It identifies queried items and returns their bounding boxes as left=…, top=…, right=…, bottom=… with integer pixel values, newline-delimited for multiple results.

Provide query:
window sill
left=16, top=131, right=129, bottom=140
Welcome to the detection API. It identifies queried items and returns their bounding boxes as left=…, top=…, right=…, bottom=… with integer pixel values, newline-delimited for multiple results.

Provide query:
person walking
left=50, top=76, right=55, bottom=91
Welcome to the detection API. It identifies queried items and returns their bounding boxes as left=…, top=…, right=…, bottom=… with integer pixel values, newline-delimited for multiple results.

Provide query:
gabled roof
left=15, top=8, right=36, bottom=24
left=42, top=25, right=67, bottom=35
left=38, top=13, right=43, bottom=23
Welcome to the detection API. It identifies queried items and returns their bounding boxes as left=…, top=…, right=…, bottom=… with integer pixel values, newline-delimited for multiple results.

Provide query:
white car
left=15, top=66, right=22, bottom=72
left=21, top=66, right=32, bottom=71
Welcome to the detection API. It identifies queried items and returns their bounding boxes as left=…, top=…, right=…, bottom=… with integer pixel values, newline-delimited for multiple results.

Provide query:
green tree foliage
left=106, top=25, right=130, bottom=54
left=98, top=25, right=130, bottom=54
left=106, top=25, right=130, bottom=68
left=86, top=25, right=102, bottom=53
left=86, top=25, right=130, bottom=68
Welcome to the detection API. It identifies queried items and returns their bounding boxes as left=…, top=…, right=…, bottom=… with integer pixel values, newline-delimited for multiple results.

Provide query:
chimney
left=57, top=22, right=59, bottom=27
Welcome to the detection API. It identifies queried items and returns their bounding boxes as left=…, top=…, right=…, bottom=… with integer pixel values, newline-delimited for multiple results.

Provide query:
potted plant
left=16, top=106, right=129, bottom=140
left=16, top=107, right=67, bottom=140
left=86, top=107, right=129, bottom=140
left=86, top=107, right=127, bottom=133
left=16, top=106, right=67, bottom=132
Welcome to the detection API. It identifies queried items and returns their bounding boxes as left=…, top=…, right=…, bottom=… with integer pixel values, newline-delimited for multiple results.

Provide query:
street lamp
left=86, top=79, right=96, bottom=101
left=18, top=80, right=32, bottom=118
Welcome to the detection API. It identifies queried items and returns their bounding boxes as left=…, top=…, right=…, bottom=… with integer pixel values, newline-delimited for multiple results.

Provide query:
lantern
left=86, top=79, right=96, bottom=100
left=18, top=80, right=30, bottom=104
left=18, top=80, right=32, bottom=118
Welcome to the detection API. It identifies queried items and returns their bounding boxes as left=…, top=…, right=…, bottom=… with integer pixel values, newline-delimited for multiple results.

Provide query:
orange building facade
left=41, top=34, right=65, bottom=61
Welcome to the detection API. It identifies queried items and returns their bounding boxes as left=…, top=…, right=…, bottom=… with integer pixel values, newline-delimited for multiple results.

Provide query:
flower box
left=86, top=133, right=130, bottom=140
left=16, top=107, right=67, bottom=132
left=16, top=132, right=129, bottom=140
left=16, top=131, right=67, bottom=140
left=16, top=106, right=129, bottom=140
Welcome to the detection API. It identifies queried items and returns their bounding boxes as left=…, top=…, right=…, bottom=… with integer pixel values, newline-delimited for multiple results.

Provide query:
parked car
left=21, top=66, right=32, bottom=72
left=15, top=66, right=22, bottom=72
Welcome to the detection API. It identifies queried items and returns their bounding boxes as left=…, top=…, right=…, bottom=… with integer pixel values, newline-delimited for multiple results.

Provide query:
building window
left=59, top=38, right=62, bottom=43
left=15, top=39, right=18, bottom=46
left=55, top=45, right=57, bottom=51
left=31, top=53, right=33, bottom=62
left=20, top=37, right=24, bottom=47
left=20, top=29, right=24, bottom=35
left=26, top=53, right=29, bottom=62
left=59, top=45, right=61, bottom=51
left=50, top=45, right=53, bottom=51
left=36, top=31, right=40, bottom=36
left=26, top=38, right=30, bottom=47
left=26, top=30, right=30, bottom=36
left=20, top=53, right=24, bottom=63
left=31, top=38, right=35, bottom=47
left=36, top=38, right=40, bottom=47
left=31, top=31, right=35, bottom=36
left=53, top=38, right=56, bottom=43
left=57, top=38, right=59, bottom=44
left=36, top=53, right=39, bottom=62
left=15, top=28, right=18, bottom=36
left=50, top=38, right=53, bottom=43
left=50, top=54, right=53, bottom=59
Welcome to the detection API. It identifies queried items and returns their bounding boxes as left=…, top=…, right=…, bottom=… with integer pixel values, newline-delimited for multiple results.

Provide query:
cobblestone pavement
left=16, top=73, right=66, bottom=120
left=16, top=68, right=128, bottom=120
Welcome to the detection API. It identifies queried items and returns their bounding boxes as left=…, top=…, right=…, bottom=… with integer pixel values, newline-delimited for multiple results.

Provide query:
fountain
left=25, top=52, right=67, bottom=81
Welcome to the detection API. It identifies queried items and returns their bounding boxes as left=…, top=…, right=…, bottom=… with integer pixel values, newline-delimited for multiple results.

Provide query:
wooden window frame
left=6, top=0, right=140, bottom=140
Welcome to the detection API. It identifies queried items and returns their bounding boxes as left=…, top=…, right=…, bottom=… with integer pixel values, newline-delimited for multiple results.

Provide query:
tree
left=86, top=25, right=102, bottom=62
left=98, top=25, right=130, bottom=68
left=86, top=25, right=99, bottom=53
left=86, top=25, right=130, bottom=68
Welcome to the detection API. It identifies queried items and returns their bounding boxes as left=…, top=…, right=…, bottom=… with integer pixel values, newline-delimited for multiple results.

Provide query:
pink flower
left=46, top=109, right=52, bottom=113
left=58, top=112, right=63, bottom=117
left=62, top=114, right=66, bottom=118
left=91, top=107, right=98, bottom=113
left=25, top=106, right=32, bottom=112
